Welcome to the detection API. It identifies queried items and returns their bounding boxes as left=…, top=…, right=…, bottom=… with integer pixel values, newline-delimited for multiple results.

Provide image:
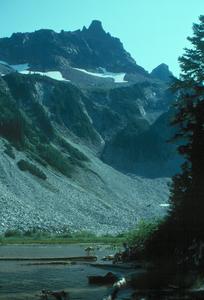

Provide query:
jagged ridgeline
left=0, top=20, right=147, bottom=75
left=0, top=20, right=179, bottom=234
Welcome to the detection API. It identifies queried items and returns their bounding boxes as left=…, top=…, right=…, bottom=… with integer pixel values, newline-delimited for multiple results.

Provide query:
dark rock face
left=3, top=73, right=100, bottom=146
left=85, top=20, right=105, bottom=35
left=83, top=84, right=149, bottom=142
left=102, top=109, right=182, bottom=178
left=81, top=80, right=181, bottom=178
left=151, top=63, right=173, bottom=82
left=0, top=62, right=14, bottom=75
left=0, top=20, right=148, bottom=76
left=84, top=81, right=173, bottom=142
left=0, top=71, right=179, bottom=178
left=0, top=21, right=180, bottom=179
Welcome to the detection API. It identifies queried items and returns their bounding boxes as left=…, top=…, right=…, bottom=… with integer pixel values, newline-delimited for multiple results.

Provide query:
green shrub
left=23, top=228, right=50, bottom=238
left=27, top=152, right=47, bottom=167
left=73, top=231, right=96, bottom=239
left=58, top=138, right=89, bottom=162
left=36, top=144, right=73, bottom=177
left=17, top=159, right=47, bottom=180
left=4, top=142, right=15, bottom=159
left=127, top=219, right=161, bottom=250
left=0, top=91, right=25, bottom=144
left=4, top=229, right=22, bottom=238
left=23, top=230, right=34, bottom=237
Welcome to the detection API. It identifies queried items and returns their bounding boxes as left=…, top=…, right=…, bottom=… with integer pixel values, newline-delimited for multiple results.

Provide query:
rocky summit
left=0, top=21, right=178, bottom=234
left=151, top=63, right=173, bottom=82
left=0, top=20, right=147, bottom=80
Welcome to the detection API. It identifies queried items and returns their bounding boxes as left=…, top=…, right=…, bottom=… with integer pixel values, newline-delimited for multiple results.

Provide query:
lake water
left=0, top=245, right=192, bottom=300
left=0, top=244, right=121, bottom=300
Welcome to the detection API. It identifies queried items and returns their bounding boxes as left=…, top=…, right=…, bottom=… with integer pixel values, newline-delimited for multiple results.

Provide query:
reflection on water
left=0, top=244, right=117, bottom=300
left=0, top=244, right=105, bottom=258
left=0, top=245, right=191, bottom=300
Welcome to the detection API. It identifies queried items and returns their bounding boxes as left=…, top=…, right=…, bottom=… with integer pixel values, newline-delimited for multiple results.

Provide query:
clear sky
left=1, top=0, right=203, bottom=76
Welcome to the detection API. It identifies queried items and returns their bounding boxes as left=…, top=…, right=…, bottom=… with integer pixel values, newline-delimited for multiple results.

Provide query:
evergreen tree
left=145, top=16, right=204, bottom=260
left=169, top=15, right=204, bottom=245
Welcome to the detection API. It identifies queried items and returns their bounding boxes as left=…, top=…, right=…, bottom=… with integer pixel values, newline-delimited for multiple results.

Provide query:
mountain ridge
left=0, top=21, right=178, bottom=234
left=0, top=20, right=148, bottom=77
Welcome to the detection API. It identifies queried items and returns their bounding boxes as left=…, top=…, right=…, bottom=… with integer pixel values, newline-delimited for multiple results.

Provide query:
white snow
left=21, top=70, right=70, bottom=82
left=73, top=67, right=127, bottom=83
left=0, top=60, right=69, bottom=82
left=0, top=60, right=30, bottom=72
left=0, top=60, right=126, bottom=83
left=160, top=203, right=170, bottom=207
left=11, top=63, right=29, bottom=72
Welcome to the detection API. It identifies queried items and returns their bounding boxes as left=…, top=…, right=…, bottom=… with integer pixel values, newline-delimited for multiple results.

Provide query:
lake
left=0, top=244, right=121, bottom=300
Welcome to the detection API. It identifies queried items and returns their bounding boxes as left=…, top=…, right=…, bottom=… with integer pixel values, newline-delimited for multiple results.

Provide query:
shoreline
left=0, top=229, right=128, bottom=246
left=0, top=236, right=125, bottom=246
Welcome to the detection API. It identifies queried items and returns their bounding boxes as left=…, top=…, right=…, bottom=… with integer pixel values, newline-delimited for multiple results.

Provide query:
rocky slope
left=0, top=138, right=170, bottom=234
left=0, top=72, right=173, bottom=234
left=0, top=22, right=178, bottom=234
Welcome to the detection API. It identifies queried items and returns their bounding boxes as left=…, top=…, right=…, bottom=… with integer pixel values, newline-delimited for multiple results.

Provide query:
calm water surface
left=0, top=244, right=120, bottom=300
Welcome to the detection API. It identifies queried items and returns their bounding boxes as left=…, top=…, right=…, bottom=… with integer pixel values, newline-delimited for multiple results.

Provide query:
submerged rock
left=39, top=290, right=69, bottom=300
left=88, top=272, right=119, bottom=285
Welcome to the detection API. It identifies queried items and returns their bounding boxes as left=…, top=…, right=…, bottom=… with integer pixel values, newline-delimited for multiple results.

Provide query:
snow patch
left=160, top=203, right=170, bottom=207
left=73, top=67, right=127, bottom=83
left=0, top=61, right=68, bottom=83
left=21, top=70, right=70, bottom=82
left=11, top=63, right=29, bottom=72
left=0, top=60, right=29, bottom=72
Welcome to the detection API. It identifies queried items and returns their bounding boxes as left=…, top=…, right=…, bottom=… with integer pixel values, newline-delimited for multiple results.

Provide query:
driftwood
left=24, top=261, right=74, bottom=266
left=0, top=255, right=97, bottom=261
left=91, top=262, right=138, bottom=270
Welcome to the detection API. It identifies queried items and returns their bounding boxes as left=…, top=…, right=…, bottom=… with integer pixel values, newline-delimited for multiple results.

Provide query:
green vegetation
left=0, top=229, right=126, bottom=245
left=5, top=73, right=54, bottom=141
left=58, top=137, right=89, bottom=162
left=17, top=159, right=47, bottom=180
left=0, top=73, right=91, bottom=178
left=4, top=229, right=22, bottom=238
left=27, top=152, right=47, bottom=167
left=127, top=220, right=161, bottom=249
left=144, top=15, right=204, bottom=262
left=0, top=221, right=162, bottom=246
left=36, top=144, right=74, bottom=177
left=49, top=83, right=99, bottom=143
left=169, top=15, right=204, bottom=243
left=4, top=142, right=15, bottom=159
left=109, top=83, right=146, bottom=111
left=0, top=78, right=25, bottom=145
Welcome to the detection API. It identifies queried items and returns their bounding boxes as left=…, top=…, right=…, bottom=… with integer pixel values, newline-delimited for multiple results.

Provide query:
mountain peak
left=88, top=20, right=105, bottom=33
left=151, top=63, right=173, bottom=82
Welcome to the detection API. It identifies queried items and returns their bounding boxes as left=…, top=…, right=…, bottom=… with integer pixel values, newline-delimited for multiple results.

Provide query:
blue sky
left=1, top=0, right=203, bottom=75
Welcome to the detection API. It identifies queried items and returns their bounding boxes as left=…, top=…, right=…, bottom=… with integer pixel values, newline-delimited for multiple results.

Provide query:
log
left=0, top=255, right=97, bottom=261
